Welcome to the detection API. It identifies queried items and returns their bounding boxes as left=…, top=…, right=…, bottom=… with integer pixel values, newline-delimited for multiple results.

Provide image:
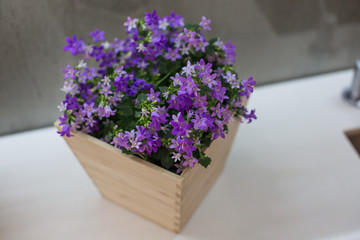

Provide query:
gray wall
left=1, top=0, right=360, bottom=135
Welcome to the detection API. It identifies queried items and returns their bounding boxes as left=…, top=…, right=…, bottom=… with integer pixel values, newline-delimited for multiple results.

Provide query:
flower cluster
left=57, top=10, right=257, bottom=174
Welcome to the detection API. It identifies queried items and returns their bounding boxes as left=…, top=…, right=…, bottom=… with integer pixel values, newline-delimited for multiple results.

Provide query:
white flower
left=124, top=17, right=138, bottom=31
left=61, top=80, right=78, bottom=95
left=158, top=18, right=169, bottom=30
left=57, top=102, right=67, bottom=112
left=162, top=91, right=170, bottom=99
left=101, top=76, right=111, bottom=85
left=214, top=38, right=224, bottom=48
left=77, top=60, right=87, bottom=69
left=101, top=41, right=111, bottom=49
left=181, top=61, right=195, bottom=76
left=172, top=152, right=181, bottom=162
left=136, top=43, right=146, bottom=52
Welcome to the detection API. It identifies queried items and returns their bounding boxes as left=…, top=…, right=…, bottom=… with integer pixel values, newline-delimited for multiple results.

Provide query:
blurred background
left=1, top=0, right=360, bottom=136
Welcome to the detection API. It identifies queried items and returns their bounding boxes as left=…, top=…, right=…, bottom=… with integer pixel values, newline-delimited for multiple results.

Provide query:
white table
left=1, top=70, right=360, bottom=240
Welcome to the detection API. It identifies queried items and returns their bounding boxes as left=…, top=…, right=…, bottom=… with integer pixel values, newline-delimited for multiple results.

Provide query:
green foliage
left=153, top=147, right=172, bottom=169
left=135, top=111, right=141, bottom=118
left=159, top=86, right=168, bottom=93
left=208, top=37, right=218, bottom=45
left=184, top=23, right=201, bottom=31
left=198, top=156, right=212, bottom=168
left=136, top=93, right=147, bottom=103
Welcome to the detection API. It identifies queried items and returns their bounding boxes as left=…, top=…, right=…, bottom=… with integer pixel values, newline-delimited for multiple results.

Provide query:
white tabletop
left=1, top=69, right=360, bottom=240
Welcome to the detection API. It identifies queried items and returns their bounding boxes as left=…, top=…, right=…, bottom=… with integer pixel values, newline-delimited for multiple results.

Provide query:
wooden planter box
left=55, top=118, right=240, bottom=232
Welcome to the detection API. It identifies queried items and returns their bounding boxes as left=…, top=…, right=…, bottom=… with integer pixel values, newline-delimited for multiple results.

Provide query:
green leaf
left=205, top=45, right=215, bottom=55
left=159, top=86, right=168, bottom=93
left=118, top=105, right=133, bottom=116
left=208, top=37, right=218, bottom=45
left=198, top=156, right=212, bottom=168
left=136, top=93, right=147, bottom=103
left=200, top=85, right=211, bottom=95
left=135, top=111, right=141, bottom=118
left=184, top=23, right=201, bottom=31
left=153, top=147, right=173, bottom=169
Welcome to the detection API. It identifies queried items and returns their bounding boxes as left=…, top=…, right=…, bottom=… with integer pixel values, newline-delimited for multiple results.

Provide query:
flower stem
left=154, top=72, right=172, bottom=87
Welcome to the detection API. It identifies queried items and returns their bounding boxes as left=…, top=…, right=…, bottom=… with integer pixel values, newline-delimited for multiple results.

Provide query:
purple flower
left=212, top=127, right=226, bottom=140
left=100, top=84, right=113, bottom=97
left=141, top=108, right=150, bottom=117
left=194, top=38, right=209, bottom=52
left=146, top=88, right=161, bottom=102
left=223, top=41, right=236, bottom=64
left=137, top=60, right=149, bottom=69
left=57, top=10, right=257, bottom=171
left=202, top=73, right=218, bottom=88
left=165, top=48, right=181, bottom=62
left=64, top=95, right=78, bottom=110
left=61, top=65, right=78, bottom=80
left=170, top=73, right=182, bottom=86
left=101, top=76, right=111, bottom=85
left=171, top=152, right=181, bottom=162
left=244, top=109, right=257, bottom=123
left=148, top=111, right=167, bottom=131
left=240, top=77, right=256, bottom=98
left=83, top=102, right=96, bottom=117
left=211, top=103, right=225, bottom=118
left=89, top=29, right=105, bottom=42
left=180, top=45, right=190, bottom=55
left=221, top=106, right=232, bottom=124
left=144, top=10, right=159, bottom=26
left=58, top=114, right=68, bottom=126
left=167, top=95, right=180, bottom=110
left=211, top=83, right=229, bottom=102
left=112, top=126, right=162, bottom=155
left=79, top=67, right=97, bottom=83
left=167, top=11, right=184, bottom=28
left=74, top=111, right=85, bottom=123
left=181, top=61, right=195, bottom=76
left=183, top=154, right=198, bottom=168
left=98, top=51, right=117, bottom=68
left=124, top=17, right=138, bottom=31
left=193, top=94, right=208, bottom=109
left=112, top=38, right=125, bottom=53
left=180, top=28, right=196, bottom=42
left=167, top=94, right=193, bottom=112
left=170, top=112, right=190, bottom=136
left=195, top=59, right=212, bottom=77
left=169, top=136, right=181, bottom=151
left=114, top=65, right=126, bottom=76
left=169, top=137, right=196, bottom=156
left=178, top=76, right=199, bottom=95
left=85, top=116, right=96, bottom=128
left=114, top=75, right=129, bottom=92
left=191, top=114, right=209, bottom=131
left=199, top=16, right=211, bottom=31
left=174, top=163, right=184, bottom=174
left=61, top=80, right=79, bottom=95
left=63, top=35, right=85, bottom=56
left=158, top=17, right=169, bottom=30
left=224, top=71, right=237, bottom=85
left=57, top=124, right=73, bottom=137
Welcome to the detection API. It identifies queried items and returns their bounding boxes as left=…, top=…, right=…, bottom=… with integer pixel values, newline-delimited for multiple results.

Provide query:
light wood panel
left=54, top=117, right=241, bottom=233
left=179, top=118, right=241, bottom=229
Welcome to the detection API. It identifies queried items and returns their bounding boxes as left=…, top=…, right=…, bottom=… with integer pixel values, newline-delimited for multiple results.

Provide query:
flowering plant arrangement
left=57, top=10, right=256, bottom=174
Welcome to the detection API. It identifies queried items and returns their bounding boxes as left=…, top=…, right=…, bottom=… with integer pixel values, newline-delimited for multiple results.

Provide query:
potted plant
left=55, top=10, right=256, bottom=232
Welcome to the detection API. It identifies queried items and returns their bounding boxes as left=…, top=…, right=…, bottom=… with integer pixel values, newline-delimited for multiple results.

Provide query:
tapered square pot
left=55, top=118, right=240, bottom=233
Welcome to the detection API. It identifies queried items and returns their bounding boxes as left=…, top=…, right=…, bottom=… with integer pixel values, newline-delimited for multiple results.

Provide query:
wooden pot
left=55, top=118, right=240, bottom=232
